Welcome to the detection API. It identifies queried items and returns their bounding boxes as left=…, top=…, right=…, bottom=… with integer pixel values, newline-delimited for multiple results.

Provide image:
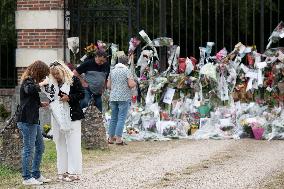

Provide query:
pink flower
left=97, top=40, right=107, bottom=51
left=153, top=63, right=159, bottom=69
left=250, top=122, right=261, bottom=128
left=140, top=75, right=147, bottom=81
left=216, top=48, right=227, bottom=61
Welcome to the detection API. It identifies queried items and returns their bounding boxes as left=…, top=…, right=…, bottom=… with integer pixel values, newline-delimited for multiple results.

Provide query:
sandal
left=58, top=173, right=68, bottom=181
left=116, top=141, right=127, bottom=146
left=108, top=138, right=114, bottom=144
left=62, top=176, right=74, bottom=182
left=68, top=175, right=80, bottom=181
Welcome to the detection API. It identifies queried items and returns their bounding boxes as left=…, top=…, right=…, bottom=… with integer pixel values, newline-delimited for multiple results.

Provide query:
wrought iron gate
left=0, top=0, right=17, bottom=88
left=65, top=0, right=284, bottom=59
left=66, top=0, right=135, bottom=59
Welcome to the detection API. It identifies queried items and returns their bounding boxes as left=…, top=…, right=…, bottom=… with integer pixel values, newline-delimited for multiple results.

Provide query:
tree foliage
left=0, top=0, right=16, bottom=43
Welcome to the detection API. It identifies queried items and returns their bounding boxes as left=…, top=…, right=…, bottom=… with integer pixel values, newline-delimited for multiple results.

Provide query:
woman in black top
left=17, top=60, right=50, bottom=186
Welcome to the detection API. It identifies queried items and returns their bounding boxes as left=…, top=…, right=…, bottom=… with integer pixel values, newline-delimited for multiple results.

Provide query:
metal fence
left=67, top=0, right=133, bottom=58
left=0, top=0, right=17, bottom=88
left=66, top=0, right=284, bottom=59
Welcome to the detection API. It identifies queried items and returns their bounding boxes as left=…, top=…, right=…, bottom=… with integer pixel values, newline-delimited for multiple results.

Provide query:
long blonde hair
left=21, top=60, right=50, bottom=83
left=49, top=61, right=74, bottom=85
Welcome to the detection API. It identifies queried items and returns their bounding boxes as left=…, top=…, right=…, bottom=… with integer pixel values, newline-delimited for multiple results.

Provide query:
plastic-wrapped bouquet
left=266, top=21, right=284, bottom=49
left=128, top=37, right=141, bottom=55
left=67, top=37, right=79, bottom=65
left=249, top=121, right=265, bottom=140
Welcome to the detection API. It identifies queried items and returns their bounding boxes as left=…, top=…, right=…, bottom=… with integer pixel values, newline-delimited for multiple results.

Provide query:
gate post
left=15, top=0, right=70, bottom=84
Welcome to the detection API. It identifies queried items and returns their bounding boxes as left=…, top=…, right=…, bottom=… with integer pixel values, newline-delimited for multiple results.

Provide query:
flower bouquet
left=82, top=40, right=109, bottom=61
left=250, top=122, right=265, bottom=140
left=152, top=37, right=173, bottom=46
left=240, top=119, right=254, bottom=138
left=42, top=124, right=53, bottom=139
left=84, top=43, right=98, bottom=57
left=67, top=37, right=79, bottom=65
left=190, top=123, right=199, bottom=135
left=128, top=37, right=141, bottom=55
left=266, top=21, right=284, bottom=49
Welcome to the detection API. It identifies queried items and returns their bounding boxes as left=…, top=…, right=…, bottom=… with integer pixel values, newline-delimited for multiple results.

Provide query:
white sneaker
left=23, top=178, right=43, bottom=185
left=36, top=175, right=52, bottom=183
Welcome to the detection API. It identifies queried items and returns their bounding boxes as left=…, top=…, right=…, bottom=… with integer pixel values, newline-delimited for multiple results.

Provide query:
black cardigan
left=59, top=76, right=85, bottom=121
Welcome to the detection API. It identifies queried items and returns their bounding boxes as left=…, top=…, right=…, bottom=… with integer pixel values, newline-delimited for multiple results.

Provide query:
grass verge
left=0, top=139, right=110, bottom=188
left=0, top=139, right=57, bottom=188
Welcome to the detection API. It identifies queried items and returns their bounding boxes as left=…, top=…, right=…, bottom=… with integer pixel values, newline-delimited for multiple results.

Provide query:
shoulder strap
left=5, top=99, right=29, bottom=127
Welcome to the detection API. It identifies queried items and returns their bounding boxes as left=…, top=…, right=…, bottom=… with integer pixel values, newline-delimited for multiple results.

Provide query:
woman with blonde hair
left=41, top=61, right=84, bottom=181
left=17, top=60, right=51, bottom=185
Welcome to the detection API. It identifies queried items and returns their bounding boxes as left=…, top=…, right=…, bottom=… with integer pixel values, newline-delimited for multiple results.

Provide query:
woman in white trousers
left=41, top=61, right=85, bottom=181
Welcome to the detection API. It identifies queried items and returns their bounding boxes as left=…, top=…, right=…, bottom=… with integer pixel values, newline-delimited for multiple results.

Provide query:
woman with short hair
left=107, top=55, right=136, bottom=145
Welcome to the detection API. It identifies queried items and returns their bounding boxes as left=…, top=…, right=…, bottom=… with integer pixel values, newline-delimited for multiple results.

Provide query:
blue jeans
left=80, top=87, right=102, bottom=112
left=17, top=122, right=45, bottom=180
left=108, top=101, right=130, bottom=137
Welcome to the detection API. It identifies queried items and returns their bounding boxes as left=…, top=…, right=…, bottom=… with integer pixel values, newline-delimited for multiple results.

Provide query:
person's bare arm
left=73, top=69, right=88, bottom=88
left=128, top=78, right=136, bottom=89
left=107, top=78, right=111, bottom=89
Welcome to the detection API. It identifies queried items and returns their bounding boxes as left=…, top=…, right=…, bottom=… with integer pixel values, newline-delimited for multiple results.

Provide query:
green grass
left=0, top=139, right=110, bottom=188
left=0, top=139, right=57, bottom=188
left=42, top=140, right=57, bottom=164
left=0, top=162, right=22, bottom=187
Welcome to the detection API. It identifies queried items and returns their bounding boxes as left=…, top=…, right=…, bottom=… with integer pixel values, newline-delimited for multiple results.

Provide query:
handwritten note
left=163, top=88, right=175, bottom=104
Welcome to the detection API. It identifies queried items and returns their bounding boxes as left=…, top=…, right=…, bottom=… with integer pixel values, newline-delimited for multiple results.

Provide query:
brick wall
left=17, top=29, right=64, bottom=48
left=17, top=0, right=64, bottom=10
left=16, top=0, right=66, bottom=83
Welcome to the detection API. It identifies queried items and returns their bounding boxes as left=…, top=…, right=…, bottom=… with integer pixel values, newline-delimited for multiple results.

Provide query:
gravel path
left=40, top=139, right=284, bottom=189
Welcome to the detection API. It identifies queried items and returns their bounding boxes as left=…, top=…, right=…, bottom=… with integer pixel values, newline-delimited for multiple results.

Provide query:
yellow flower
left=240, top=120, right=248, bottom=126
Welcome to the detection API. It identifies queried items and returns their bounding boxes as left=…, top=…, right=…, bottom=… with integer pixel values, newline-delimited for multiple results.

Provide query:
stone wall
left=0, top=89, right=15, bottom=129
left=0, top=87, right=51, bottom=169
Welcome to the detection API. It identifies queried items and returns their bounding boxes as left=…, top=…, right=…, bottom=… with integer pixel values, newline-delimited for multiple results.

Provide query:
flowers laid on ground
left=98, top=23, right=284, bottom=141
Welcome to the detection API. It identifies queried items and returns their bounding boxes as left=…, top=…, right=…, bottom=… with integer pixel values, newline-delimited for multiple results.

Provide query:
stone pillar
left=15, top=0, right=69, bottom=83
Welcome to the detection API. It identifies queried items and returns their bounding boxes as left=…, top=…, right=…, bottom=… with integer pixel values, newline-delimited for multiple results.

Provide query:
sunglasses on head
left=49, top=61, right=60, bottom=67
